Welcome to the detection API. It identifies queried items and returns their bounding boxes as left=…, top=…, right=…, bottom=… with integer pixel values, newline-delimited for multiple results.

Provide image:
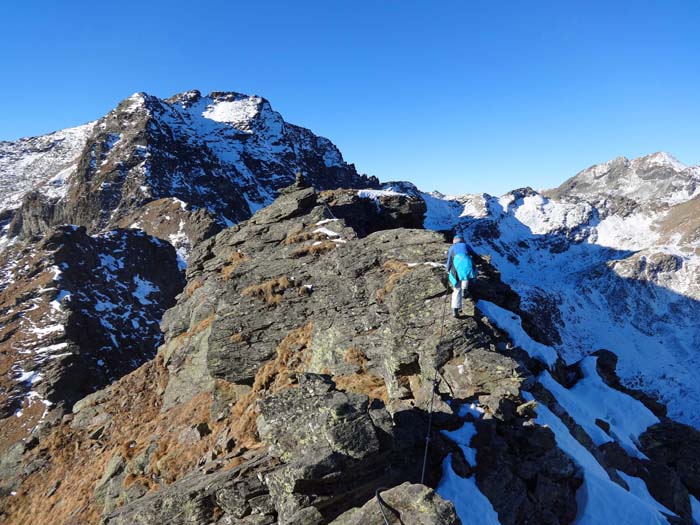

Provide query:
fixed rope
left=375, top=488, right=392, bottom=525
left=375, top=290, right=451, bottom=522
left=420, top=290, right=450, bottom=484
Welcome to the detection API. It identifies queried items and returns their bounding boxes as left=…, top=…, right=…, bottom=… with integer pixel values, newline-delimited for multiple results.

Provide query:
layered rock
left=0, top=89, right=382, bottom=489
left=1, top=184, right=585, bottom=524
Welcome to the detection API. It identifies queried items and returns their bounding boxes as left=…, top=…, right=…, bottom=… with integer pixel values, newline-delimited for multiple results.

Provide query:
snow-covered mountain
left=403, top=152, right=700, bottom=427
left=1, top=90, right=375, bottom=248
left=0, top=90, right=376, bottom=449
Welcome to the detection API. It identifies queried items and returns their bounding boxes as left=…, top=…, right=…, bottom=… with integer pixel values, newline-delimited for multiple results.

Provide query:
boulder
left=329, top=482, right=459, bottom=525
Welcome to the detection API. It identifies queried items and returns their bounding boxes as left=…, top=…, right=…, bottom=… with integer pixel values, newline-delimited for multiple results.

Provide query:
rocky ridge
left=2, top=182, right=698, bottom=524
left=0, top=90, right=378, bottom=463
left=1, top=88, right=699, bottom=523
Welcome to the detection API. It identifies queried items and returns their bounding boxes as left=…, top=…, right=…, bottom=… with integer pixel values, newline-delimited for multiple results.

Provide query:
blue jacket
left=447, top=241, right=478, bottom=287
left=446, top=242, right=476, bottom=272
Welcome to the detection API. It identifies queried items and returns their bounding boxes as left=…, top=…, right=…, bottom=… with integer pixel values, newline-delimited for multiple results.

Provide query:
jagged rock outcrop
left=329, top=483, right=459, bottom=525
left=1, top=184, right=585, bottom=524
left=0, top=89, right=383, bottom=494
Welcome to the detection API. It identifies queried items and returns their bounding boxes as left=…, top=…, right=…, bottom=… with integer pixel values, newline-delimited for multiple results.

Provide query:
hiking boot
left=452, top=308, right=460, bottom=318
left=462, top=288, right=469, bottom=299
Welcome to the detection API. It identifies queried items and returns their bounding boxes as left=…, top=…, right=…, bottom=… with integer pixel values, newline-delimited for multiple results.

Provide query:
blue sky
left=1, top=0, right=698, bottom=195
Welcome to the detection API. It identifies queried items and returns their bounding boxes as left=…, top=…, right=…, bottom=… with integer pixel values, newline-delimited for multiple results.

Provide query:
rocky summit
left=1, top=90, right=700, bottom=525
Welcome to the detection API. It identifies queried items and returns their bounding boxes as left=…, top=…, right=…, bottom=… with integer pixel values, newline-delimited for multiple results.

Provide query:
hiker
left=446, top=235, right=478, bottom=318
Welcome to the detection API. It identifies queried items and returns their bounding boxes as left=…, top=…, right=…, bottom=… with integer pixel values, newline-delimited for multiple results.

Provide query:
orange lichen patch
left=334, top=373, right=388, bottom=403
left=184, top=279, right=203, bottom=297
left=227, top=323, right=313, bottom=452
left=375, top=260, right=413, bottom=302
left=290, top=240, right=337, bottom=258
left=220, top=251, right=248, bottom=280
left=241, top=276, right=293, bottom=306
left=2, top=355, right=230, bottom=525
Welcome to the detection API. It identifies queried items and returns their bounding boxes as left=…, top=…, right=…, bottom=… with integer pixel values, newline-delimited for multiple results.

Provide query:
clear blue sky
left=2, top=0, right=698, bottom=195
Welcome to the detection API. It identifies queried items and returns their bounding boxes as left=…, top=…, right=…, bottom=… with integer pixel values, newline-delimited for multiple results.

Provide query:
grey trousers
left=451, top=280, right=469, bottom=309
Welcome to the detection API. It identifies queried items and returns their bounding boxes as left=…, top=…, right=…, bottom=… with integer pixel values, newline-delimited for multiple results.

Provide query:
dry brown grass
left=227, top=323, right=313, bottom=452
left=334, top=373, right=388, bottom=403
left=344, top=347, right=368, bottom=368
left=3, top=354, right=235, bottom=525
left=375, top=260, right=413, bottom=302
left=220, top=251, right=248, bottom=280
left=284, top=230, right=328, bottom=245
left=333, top=347, right=388, bottom=403
left=184, top=279, right=203, bottom=297
left=241, top=276, right=293, bottom=306
left=229, top=332, right=247, bottom=343
left=190, top=311, right=215, bottom=335
left=290, top=240, right=337, bottom=258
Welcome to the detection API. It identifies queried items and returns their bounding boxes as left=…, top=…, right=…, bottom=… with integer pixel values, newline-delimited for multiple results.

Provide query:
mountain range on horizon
left=1, top=88, right=699, bottom=525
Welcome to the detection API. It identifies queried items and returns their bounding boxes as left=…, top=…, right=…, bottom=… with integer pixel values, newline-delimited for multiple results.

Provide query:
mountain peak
left=0, top=89, right=373, bottom=238
left=632, top=151, right=686, bottom=171
left=549, top=151, right=699, bottom=206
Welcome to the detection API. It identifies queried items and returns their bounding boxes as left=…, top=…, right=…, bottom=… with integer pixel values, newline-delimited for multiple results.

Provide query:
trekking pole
left=420, top=375, right=440, bottom=485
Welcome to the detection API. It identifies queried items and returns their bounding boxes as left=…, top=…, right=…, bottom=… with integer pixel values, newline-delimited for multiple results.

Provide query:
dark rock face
left=641, top=422, right=700, bottom=498
left=43, top=226, right=185, bottom=405
left=318, top=189, right=427, bottom=237
left=472, top=420, right=581, bottom=525
left=0, top=224, right=183, bottom=465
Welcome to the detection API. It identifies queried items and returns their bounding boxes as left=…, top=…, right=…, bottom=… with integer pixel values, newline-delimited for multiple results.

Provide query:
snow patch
left=437, top=420, right=500, bottom=524
left=524, top=393, right=672, bottom=525
left=477, top=300, right=558, bottom=366
left=133, top=275, right=159, bottom=305
left=539, top=357, right=659, bottom=458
